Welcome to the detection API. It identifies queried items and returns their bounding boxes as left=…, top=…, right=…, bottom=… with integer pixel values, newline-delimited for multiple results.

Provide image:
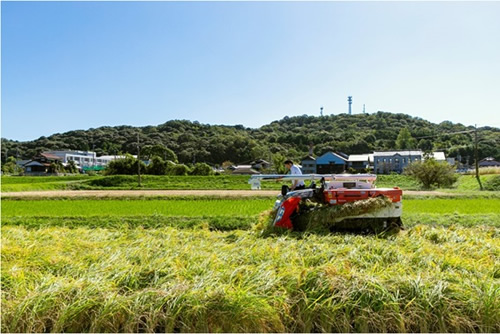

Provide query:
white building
left=347, top=154, right=374, bottom=171
left=46, top=151, right=127, bottom=168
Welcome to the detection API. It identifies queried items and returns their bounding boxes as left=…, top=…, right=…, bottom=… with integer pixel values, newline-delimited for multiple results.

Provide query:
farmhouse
left=300, top=155, right=316, bottom=174
left=479, top=157, right=500, bottom=167
left=315, top=152, right=347, bottom=174
left=231, top=165, right=260, bottom=175
left=237, top=159, right=271, bottom=171
left=23, top=153, right=63, bottom=176
left=230, top=158, right=270, bottom=174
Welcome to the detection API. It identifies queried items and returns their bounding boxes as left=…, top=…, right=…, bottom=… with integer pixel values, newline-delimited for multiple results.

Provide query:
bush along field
left=2, top=194, right=500, bottom=333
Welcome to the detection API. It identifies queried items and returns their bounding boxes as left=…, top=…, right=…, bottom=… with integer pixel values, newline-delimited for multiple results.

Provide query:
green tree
left=48, top=161, right=64, bottom=174
left=65, top=160, right=78, bottom=174
left=142, top=144, right=178, bottom=162
left=417, top=139, right=433, bottom=153
left=404, top=158, right=458, bottom=189
left=146, top=156, right=168, bottom=175
left=272, top=153, right=287, bottom=174
left=190, top=162, right=214, bottom=176
left=2, top=112, right=499, bottom=165
left=1, top=156, right=18, bottom=174
left=396, top=128, right=416, bottom=150
left=105, top=154, right=146, bottom=175
left=168, top=163, right=190, bottom=176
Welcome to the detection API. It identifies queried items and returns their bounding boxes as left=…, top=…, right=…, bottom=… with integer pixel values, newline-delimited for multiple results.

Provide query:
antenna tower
left=348, top=96, right=352, bottom=115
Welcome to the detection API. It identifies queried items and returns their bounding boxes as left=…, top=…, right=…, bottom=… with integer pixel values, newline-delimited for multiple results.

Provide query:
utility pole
left=137, top=133, right=142, bottom=187
left=91, top=135, right=95, bottom=167
left=474, top=125, right=483, bottom=190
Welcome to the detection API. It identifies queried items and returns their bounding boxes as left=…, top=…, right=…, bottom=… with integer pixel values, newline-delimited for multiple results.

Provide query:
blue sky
left=2, top=1, right=499, bottom=141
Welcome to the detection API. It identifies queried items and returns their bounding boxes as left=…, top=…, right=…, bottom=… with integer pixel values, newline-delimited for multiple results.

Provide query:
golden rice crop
left=2, top=223, right=499, bottom=333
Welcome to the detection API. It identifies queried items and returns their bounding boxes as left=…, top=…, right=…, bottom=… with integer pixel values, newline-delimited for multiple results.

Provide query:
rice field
left=1, top=198, right=273, bottom=217
left=0, top=175, right=90, bottom=192
left=1, top=198, right=498, bottom=217
left=2, top=194, right=500, bottom=332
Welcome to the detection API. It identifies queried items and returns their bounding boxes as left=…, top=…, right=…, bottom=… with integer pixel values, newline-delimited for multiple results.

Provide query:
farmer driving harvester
left=249, top=164, right=403, bottom=232
left=283, top=159, right=305, bottom=193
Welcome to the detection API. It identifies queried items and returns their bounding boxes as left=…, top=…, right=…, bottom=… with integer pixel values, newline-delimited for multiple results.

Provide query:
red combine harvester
left=249, top=174, right=403, bottom=232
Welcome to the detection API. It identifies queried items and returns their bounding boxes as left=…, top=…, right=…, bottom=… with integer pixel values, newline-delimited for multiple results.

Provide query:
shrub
left=105, top=154, right=146, bottom=175
left=404, top=158, right=458, bottom=189
left=168, top=163, right=191, bottom=176
left=1, top=156, right=20, bottom=175
left=88, top=175, right=137, bottom=187
left=189, top=163, right=214, bottom=176
left=484, top=175, right=500, bottom=191
left=64, top=160, right=78, bottom=174
left=146, top=156, right=168, bottom=175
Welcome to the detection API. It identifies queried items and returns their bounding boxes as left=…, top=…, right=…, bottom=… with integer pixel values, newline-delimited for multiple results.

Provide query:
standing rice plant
left=2, top=215, right=499, bottom=332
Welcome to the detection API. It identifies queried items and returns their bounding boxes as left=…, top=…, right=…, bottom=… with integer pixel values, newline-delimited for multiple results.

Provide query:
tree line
left=2, top=111, right=499, bottom=166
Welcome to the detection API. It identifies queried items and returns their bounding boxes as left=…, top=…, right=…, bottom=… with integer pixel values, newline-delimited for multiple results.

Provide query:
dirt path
left=1, top=189, right=460, bottom=198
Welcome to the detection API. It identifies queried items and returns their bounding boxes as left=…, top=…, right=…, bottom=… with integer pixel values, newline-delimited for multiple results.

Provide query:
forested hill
left=2, top=111, right=499, bottom=165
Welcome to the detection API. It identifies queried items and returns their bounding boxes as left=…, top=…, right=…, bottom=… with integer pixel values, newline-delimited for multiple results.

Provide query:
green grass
left=2, top=212, right=499, bottom=230
left=1, top=175, right=94, bottom=192
left=403, top=198, right=500, bottom=214
left=2, top=198, right=498, bottom=218
left=83, top=175, right=273, bottom=190
left=1, top=175, right=91, bottom=184
left=1, top=175, right=283, bottom=192
left=374, top=174, right=421, bottom=190
left=0, top=198, right=274, bottom=217
left=1, top=174, right=498, bottom=192
left=454, top=174, right=498, bottom=191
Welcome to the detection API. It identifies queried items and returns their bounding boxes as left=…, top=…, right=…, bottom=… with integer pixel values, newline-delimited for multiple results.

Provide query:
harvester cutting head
left=249, top=173, right=403, bottom=234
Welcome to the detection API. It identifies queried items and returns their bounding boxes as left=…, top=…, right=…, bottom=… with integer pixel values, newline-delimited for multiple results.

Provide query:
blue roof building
left=316, top=152, right=347, bottom=174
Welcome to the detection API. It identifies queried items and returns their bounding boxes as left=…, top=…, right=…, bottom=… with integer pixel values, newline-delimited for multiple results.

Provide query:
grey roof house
left=300, top=155, right=316, bottom=174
